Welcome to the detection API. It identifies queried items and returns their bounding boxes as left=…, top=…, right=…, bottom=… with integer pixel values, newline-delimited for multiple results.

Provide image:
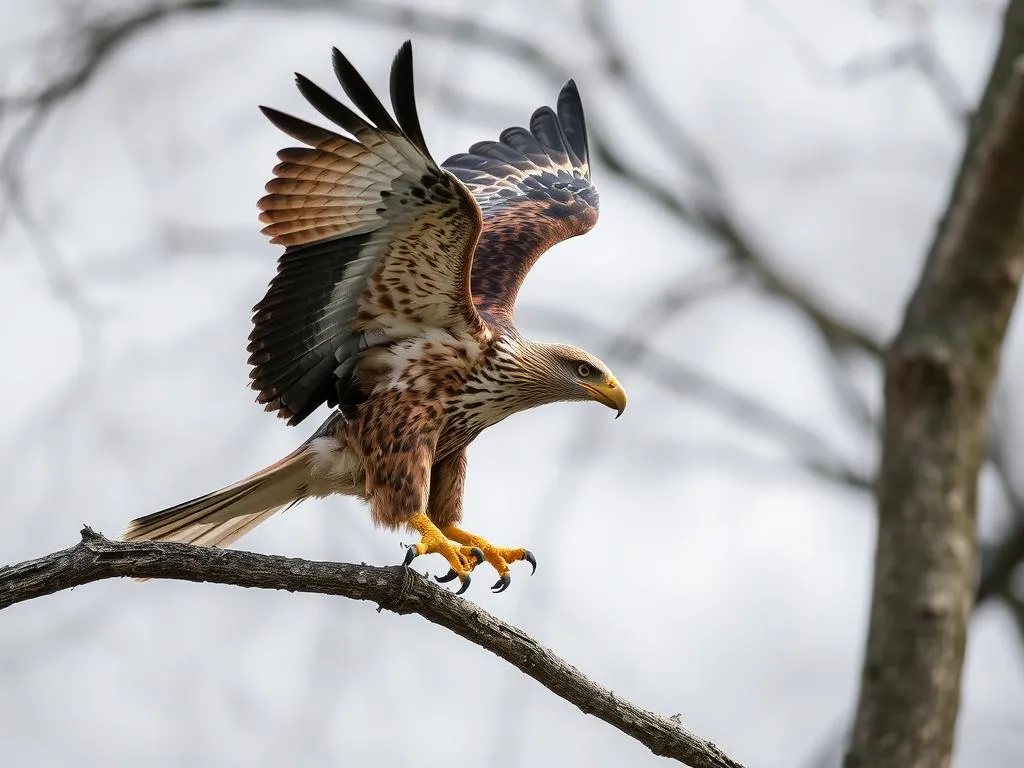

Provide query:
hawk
left=123, top=42, right=625, bottom=594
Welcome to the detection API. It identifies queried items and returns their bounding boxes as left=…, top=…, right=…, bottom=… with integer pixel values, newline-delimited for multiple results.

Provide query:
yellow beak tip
left=583, top=378, right=627, bottom=418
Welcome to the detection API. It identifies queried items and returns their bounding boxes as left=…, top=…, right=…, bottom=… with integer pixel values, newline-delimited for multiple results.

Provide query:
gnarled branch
left=0, top=527, right=746, bottom=768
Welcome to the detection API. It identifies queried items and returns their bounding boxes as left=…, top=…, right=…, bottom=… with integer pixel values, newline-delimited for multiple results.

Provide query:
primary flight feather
left=123, top=41, right=626, bottom=594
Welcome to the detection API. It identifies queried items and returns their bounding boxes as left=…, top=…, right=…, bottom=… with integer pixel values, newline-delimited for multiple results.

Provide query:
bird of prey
left=123, top=41, right=625, bottom=594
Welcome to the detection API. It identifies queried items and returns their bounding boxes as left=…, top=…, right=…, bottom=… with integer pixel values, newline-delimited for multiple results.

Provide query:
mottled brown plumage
left=123, top=41, right=625, bottom=594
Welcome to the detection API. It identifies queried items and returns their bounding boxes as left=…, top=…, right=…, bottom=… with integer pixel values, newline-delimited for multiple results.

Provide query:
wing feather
left=441, top=79, right=598, bottom=320
left=498, top=126, right=545, bottom=157
left=528, top=107, right=572, bottom=167
left=330, top=47, right=405, bottom=137
left=389, top=40, right=430, bottom=155
left=557, top=81, right=591, bottom=168
left=249, top=42, right=484, bottom=426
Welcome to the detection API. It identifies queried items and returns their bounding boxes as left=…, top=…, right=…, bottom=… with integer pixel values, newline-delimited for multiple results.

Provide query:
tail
left=122, top=446, right=313, bottom=549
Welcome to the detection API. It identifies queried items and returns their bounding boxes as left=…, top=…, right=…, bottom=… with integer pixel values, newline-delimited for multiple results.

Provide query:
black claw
left=469, top=547, right=485, bottom=567
left=523, top=550, right=537, bottom=575
left=403, top=546, right=417, bottom=567
left=491, top=573, right=511, bottom=593
left=435, top=569, right=458, bottom=583
left=455, top=574, right=471, bottom=595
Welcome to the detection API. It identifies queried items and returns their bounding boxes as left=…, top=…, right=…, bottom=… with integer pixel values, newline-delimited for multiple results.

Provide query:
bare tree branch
left=935, top=0, right=1024, bottom=246
left=0, top=2, right=219, bottom=114
left=978, top=521, right=1024, bottom=604
left=978, top=425, right=1024, bottom=604
left=752, top=0, right=969, bottom=122
left=846, top=51, right=1024, bottom=768
left=1, top=527, right=746, bottom=768
left=1004, top=591, right=1024, bottom=649
left=529, top=306, right=872, bottom=491
left=582, top=0, right=721, bottom=194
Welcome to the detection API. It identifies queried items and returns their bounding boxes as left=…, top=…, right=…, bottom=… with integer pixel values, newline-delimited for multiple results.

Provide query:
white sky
left=2, top=1, right=1023, bottom=766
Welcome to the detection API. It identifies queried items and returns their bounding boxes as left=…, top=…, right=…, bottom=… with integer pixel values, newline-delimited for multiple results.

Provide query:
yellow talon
left=404, top=513, right=477, bottom=594
left=442, top=525, right=536, bottom=593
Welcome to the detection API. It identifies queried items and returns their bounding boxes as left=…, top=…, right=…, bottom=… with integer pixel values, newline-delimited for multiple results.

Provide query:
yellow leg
left=441, top=524, right=536, bottom=593
left=403, top=513, right=481, bottom=595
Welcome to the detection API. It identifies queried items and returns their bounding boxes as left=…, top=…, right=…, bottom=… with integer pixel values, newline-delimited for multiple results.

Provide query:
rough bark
left=1, top=527, right=745, bottom=768
left=845, top=48, right=1024, bottom=768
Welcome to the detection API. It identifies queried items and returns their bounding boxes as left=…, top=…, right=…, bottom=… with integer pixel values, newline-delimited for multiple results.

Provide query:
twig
left=1004, top=591, right=1024, bottom=649
left=978, top=424, right=1024, bottom=604
left=751, top=0, right=969, bottom=122
left=0, top=527, right=746, bottom=768
left=978, top=519, right=1024, bottom=604
left=0, top=1, right=224, bottom=361
left=582, top=0, right=721, bottom=192
left=846, top=49, right=1024, bottom=768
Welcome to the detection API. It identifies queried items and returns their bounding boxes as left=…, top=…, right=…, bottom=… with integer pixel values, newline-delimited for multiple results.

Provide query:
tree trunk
left=845, top=35, right=1024, bottom=768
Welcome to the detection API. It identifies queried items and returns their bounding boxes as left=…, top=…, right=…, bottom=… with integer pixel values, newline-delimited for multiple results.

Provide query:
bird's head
left=514, top=340, right=627, bottom=418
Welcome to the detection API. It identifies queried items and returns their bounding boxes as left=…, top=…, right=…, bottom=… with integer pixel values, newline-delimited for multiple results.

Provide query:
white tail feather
left=122, top=447, right=312, bottom=548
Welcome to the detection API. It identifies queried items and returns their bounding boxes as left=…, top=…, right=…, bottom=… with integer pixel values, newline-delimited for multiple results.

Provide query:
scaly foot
left=440, top=525, right=537, bottom=593
left=402, top=513, right=483, bottom=595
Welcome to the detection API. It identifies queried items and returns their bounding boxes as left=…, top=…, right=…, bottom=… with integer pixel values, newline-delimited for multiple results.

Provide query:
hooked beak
left=581, top=377, right=627, bottom=418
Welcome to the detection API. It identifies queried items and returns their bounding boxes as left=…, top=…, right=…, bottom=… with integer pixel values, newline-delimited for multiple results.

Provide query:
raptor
left=123, top=42, right=625, bottom=594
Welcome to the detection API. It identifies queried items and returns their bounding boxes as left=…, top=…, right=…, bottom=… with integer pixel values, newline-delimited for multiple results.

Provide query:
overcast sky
left=2, top=1, right=1023, bottom=766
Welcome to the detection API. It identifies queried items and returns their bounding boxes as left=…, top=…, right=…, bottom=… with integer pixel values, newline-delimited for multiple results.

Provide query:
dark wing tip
left=293, top=72, right=320, bottom=99
left=259, top=104, right=340, bottom=148
left=293, top=71, right=372, bottom=137
left=556, top=79, right=590, bottom=176
left=259, top=104, right=305, bottom=133
left=331, top=46, right=402, bottom=134
left=389, top=40, right=431, bottom=156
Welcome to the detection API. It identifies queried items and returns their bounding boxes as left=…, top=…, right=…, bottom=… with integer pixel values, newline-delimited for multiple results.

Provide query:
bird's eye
left=577, top=363, right=591, bottom=378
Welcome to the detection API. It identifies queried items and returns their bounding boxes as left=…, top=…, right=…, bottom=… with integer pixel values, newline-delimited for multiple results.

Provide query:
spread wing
left=442, top=80, right=599, bottom=322
left=249, top=42, right=486, bottom=426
